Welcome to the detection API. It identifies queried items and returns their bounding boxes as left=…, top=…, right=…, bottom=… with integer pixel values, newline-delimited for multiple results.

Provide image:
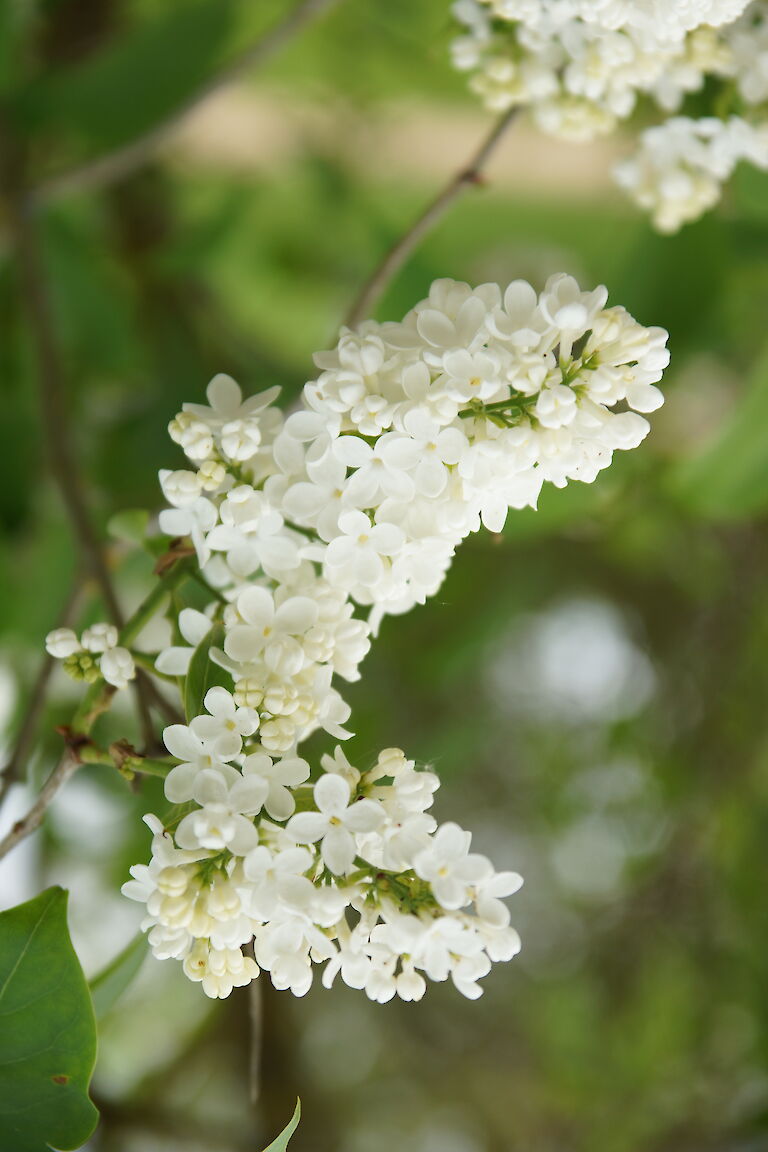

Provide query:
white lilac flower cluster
left=122, top=274, right=668, bottom=1001
left=45, top=623, right=136, bottom=690
left=124, top=735, right=523, bottom=1001
left=452, top=0, right=768, bottom=231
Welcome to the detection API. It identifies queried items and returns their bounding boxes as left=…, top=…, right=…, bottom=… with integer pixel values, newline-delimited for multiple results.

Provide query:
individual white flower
left=158, top=471, right=218, bottom=566
left=322, top=923, right=373, bottom=990
left=413, top=823, right=493, bottom=910
left=190, top=686, right=259, bottom=751
left=438, top=347, right=504, bottom=404
left=162, top=719, right=241, bottom=803
left=175, top=768, right=262, bottom=854
left=379, top=411, right=469, bottom=498
left=473, top=869, right=524, bottom=926
left=323, top=510, right=405, bottom=598
left=287, top=773, right=384, bottom=874
left=184, top=374, right=280, bottom=431
left=99, top=647, right=136, bottom=690
left=45, top=628, right=81, bottom=658
left=81, top=622, right=119, bottom=653
left=206, top=486, right=299, bottom=578
left=240, top=751, right=311, bottom=820
left=155, top=607, right=213, bottom=676
left=254, top=918, right=316, bottom=996
left=183, top=940, right=260, bottom=998
left=168, top=412, right=214, bottom=462
left=535, top=383, right=579, bottom=429
left=333, top=435, right=416, bottom=506
left=539, top=274, right=608, bottom=346
left=281, top=446, right=349, bottom=542
left=413, top=280, right=498, bottom=364
left=224, top=585, right=319, bottom=676
left=241, top=844, right=316, bottom=919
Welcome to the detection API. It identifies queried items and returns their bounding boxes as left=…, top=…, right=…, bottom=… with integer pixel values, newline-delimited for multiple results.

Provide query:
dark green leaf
left=262, top=1099, right=301, bottom=1152
left=0, top=888, right=98, bottom=1152
left=20, top=0, right=242, bottom=153
left=184, top=619, right=230, bottom=721
left=89, top=932, right=148, bottom=1021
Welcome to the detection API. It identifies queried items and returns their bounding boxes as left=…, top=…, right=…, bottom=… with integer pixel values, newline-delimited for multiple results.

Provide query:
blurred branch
left=0, top=558, right=192, bottom=860
left=7, top=185, right=124, bottom=624
left=0, top=678, right=115, bottom=862
left=34, top=0, right=343, bottom=204
left=344, top=107, right=519, bottom=329
left=0, top=580, right=81, bottom=807
left=245, top=941, right=262, bottom=1105
left=0, top=750, right=80, bottom=861
left=6, top=167, right=165, bottom=751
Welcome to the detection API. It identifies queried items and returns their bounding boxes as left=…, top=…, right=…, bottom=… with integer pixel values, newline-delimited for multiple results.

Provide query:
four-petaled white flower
left=241, top=751, right=310, bottom=820
left=287, top=773, right=384, bottom=874
left=413, top=822, right=493, bottom=910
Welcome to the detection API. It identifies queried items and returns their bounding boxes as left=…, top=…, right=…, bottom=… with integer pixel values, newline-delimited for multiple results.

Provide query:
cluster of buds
left=46, top=623, right=136, bottom=690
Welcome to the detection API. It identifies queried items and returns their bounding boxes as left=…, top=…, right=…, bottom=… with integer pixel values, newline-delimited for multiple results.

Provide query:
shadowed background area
left=2, top=2, right=768, bottom=1150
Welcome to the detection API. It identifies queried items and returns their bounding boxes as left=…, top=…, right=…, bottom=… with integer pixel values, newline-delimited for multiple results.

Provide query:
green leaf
left=184, top=619, right=230, bottom=721
left=89, top=932, right=148, bottom=1021
left=262, top=1099, right=301, bottom=1152
left=107, top=508, right=151, bottom=546
left=671, top=344, right=768, bottom=519
left=20, top=0, right=243, bottom=151
left=0, top=888, right=98, bottom=1152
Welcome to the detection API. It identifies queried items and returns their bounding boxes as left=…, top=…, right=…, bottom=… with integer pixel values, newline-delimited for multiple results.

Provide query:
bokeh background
left=3, top=2, right=768, bottom=1150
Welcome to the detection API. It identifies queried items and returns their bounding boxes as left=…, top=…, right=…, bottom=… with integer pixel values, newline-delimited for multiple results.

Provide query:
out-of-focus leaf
left=0, top=888, right=98, bottom=1152
left=20, top=0, right=242, bottom=152
left=671, top=344, right=768, bottom=518
left=89, top=932, right=148, bottom=1021
left=107, top=508, right=151, bottom=546
left=262, top=1099, right=301, bottom=1152
left=0, top=3, right=34, bottom=97
left=184, top=619, right=228, bottom=721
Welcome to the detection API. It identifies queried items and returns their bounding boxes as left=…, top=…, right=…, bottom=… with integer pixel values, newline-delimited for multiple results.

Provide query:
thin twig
left=33, top=0, right=342, bottom=204
left=0, top=751, right=80, bottom=861
left=0, top=559, right=193, bottom=860
left=7, top=173, right=162, bottom=752
left=344, top=107, right=519, bottom=329
left=0, top=580, right=82, bottom=808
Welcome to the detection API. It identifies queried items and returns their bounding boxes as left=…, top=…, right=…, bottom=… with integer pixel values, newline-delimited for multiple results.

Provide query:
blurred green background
left=3, top=1, right=768, bottom=1150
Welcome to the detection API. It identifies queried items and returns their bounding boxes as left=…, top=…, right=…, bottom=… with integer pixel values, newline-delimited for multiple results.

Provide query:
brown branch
left=0, top=750, right=80, bottom=862
left=0, top=580, right=82, bottom=807
left=33, top=0, right=342, bottom=204
left=344, top=107, right=519, bottom=329
left=6, top=142, right=165, bottom=752
left=0, top=680, right=115, bottom=863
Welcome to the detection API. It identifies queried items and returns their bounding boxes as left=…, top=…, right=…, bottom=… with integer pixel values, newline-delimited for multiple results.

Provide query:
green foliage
left=671, top=343, right=768, bottom=518
left=0, top=889, right=98, bottom=1152
left=89, top=932, right=149, bottom=1021
left=107, top=508, right=151, bottom=546
left=17, top=0, right=245, bottom=155
left=262, top=1100, right=301, bottom=1152
left=184, top=619, right=229, bottom=721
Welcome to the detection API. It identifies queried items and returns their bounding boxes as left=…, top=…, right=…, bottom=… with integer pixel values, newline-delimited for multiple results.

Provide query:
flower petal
left=314, top=772, right=351, bottom=817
